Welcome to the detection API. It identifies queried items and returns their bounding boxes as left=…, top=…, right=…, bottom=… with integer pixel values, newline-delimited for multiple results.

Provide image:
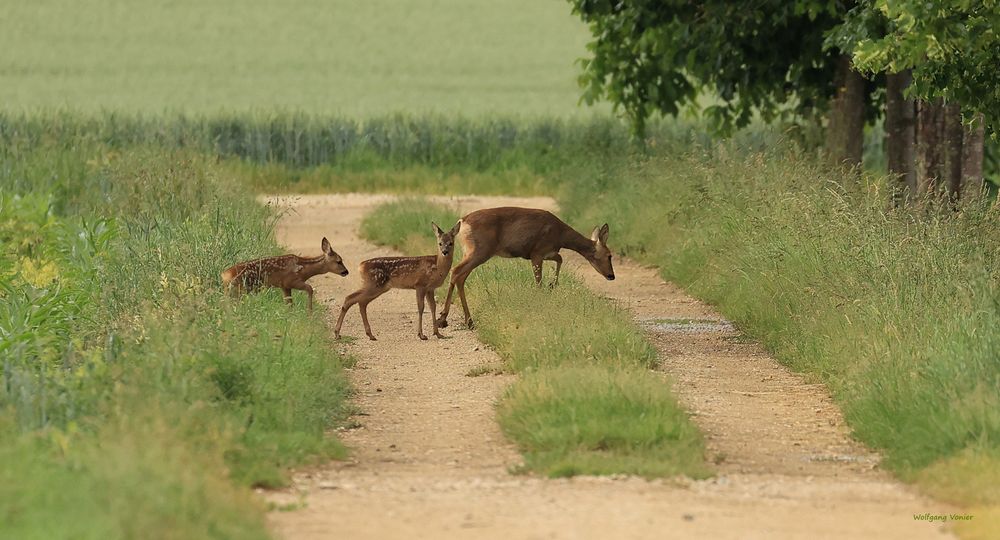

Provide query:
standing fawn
left=335, top=220, right=461, bottom=341
left=436, top=207, right=614, bottom=329
left=221, top=237, right=348, bottom=312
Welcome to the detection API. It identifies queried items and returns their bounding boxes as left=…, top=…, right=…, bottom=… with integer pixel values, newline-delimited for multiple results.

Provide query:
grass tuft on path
left=360, top=199, right=709, bottom=479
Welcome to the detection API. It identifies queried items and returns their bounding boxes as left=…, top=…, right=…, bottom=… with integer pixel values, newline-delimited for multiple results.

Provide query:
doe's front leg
left=426, top=289, right=443, bottom=339
left=530, top=256, right=544, bottom=287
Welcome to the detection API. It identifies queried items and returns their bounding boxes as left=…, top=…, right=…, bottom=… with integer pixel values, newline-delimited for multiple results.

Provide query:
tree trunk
left=917, top=99, right=945, bottom=196
left=961, top=113, right=986, bottom=197
left=826, top=55, right=866, bottom=168
left=885, top=70, right=916, bottom=203
left=943, top=103, right=964, bottom=201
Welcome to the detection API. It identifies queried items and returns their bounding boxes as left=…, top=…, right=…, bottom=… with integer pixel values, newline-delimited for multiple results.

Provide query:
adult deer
left=436, top=207, right=614, bottom=329
left=220, top=237, right=348, bottom=312
left=335, top=220, right=461, bottom=341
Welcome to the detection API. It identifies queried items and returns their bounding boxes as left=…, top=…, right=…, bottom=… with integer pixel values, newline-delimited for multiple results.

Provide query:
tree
left=850, top=0, right=1000, bottom=135
left=825, top=54, right=866, bottom=167
left=847, top=0, right=1000, bottom=197
left=885, top=70, right=916, bottom=201
left=568, top=1, right=849, bottom=137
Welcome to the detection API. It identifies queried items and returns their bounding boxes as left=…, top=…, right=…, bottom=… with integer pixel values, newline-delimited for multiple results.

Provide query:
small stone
left=682, top=514, right=695, bottom=522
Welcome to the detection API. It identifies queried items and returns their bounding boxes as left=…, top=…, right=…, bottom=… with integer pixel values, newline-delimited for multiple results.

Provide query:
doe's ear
left=448, top=219, right=462, bottom=237
left=432, top=222, right=444, bottom=236
left=321, top=237, right=332, bottom=254
left=591, top=224, right=610, bottom=244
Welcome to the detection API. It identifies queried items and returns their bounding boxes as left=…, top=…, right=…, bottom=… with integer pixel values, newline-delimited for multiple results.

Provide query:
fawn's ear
left=322, top=237, right=332, bottom=254
left=432, top=222, right=445, bottom=237
left=448, top=220, right=461, bottom=237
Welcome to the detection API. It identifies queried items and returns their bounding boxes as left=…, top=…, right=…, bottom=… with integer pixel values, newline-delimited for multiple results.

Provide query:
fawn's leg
left=426, top=290, right=442, bottom=338
left=292, top=282, right=315, bottom=313
left=415, top=288, right=427, bottom=340
left=357, top=288, right=387, bottom=341
left=282, top=288, right=294, bottom=305
left=545, top=252, right=563, bottom=287
left=335, top=290, right=364, bottom=338
left=304, top=283, right=314, bottom=313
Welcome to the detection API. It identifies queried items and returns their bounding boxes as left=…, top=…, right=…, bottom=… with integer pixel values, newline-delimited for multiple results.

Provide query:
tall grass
left=558, top=144, right=1000, bottom=505
left=0, top=112, right=722, bottom=194
left=360, top=200, right=709, bottom=479
left=1, top=144, right=351, bottom=537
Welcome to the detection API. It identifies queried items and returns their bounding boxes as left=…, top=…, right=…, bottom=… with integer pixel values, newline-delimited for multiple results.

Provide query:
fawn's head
left=586, top=223, right=615, bottom=281
left=320, top=237, right=349, bottom=277
left=432, top=221, right=462, bottom=258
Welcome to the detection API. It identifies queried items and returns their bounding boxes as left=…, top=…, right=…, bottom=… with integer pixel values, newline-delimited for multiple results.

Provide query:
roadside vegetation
left=0, top=141, right=351, bottom=537
left=558, top=144, right=1000, bottom=521
left=360, top=200, right=709, bottom=478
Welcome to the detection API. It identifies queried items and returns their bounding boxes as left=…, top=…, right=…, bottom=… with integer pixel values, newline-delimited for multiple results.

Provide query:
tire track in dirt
left=263, top=193, right=953, bottom=540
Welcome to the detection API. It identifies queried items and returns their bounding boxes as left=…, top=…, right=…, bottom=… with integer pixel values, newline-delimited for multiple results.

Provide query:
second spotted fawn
left=220, top=237, right=348, bottom=312
left=335, top=221, right=461, bottom=341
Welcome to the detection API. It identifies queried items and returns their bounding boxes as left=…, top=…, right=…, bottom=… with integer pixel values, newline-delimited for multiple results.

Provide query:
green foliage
left=567, top=0, right=845, bottom=135
left=0, top=144, right=351, bottom=537
left=848, top=0, right=1000, bottom=132
left=0, top=0, right=594, bottom=116
left=558, top=142, right=1000, bottom=500
left=360, top=200, right=709, bottom=479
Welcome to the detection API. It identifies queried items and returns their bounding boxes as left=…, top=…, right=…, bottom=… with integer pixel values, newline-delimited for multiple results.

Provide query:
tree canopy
left=569, top=1, right=849, bottom=135
left=848, top=0, right=1000, bottom=133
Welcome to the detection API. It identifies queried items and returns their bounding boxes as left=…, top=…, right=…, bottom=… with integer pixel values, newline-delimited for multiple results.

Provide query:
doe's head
left=321, top=237, right=349, bottom=277
left=432, top=220, right=461, bottom=257
left=587, top=223, right=615, bottom=281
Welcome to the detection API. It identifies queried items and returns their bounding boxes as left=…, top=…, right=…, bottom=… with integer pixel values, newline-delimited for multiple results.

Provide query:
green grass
left=0, top=112, right=631, bottom=195
left=1, top=144, right=351, bottom=537
left=0, top=112, right=716, bottom=194
left=557, top=143, right=1000, bottom=506
left=0, top=0, right=595, bottom=116
left=360, top=199, right=709, bottom=479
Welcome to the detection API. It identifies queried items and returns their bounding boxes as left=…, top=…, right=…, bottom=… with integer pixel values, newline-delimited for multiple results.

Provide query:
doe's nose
left=606, top=274, right=616, bottom=281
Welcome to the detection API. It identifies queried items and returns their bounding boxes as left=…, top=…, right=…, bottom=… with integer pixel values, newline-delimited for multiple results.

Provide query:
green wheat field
left=0, top=0, right=597, bottom=115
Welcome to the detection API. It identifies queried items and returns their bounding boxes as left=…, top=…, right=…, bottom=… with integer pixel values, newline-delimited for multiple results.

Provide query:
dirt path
left=264, top=194, right=953, bottom=540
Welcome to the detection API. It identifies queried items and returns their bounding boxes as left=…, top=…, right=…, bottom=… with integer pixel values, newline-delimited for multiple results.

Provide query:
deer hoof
left=465, top=319, right=475, bottom=330
left=434, top=332, right=444, bottom=339
left=436, top=317, right=449, bottom=328
left=418, top=334, right=428, bottom=341
left=367, top=334, right=377, bottom=341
